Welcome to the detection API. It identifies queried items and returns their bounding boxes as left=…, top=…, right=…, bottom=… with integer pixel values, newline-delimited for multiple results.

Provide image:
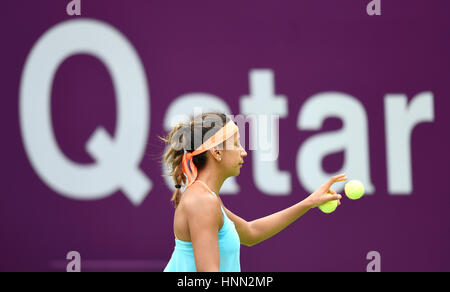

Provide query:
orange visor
left=181, top=120, right=239, bottom=187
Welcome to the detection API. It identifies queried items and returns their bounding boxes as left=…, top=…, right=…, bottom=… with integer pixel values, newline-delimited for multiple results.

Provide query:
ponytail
left=159, top=122, right=187, bottom=208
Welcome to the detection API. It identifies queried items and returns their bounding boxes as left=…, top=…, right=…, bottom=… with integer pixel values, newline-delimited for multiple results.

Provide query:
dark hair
left=159, top=112, right=231, bottom=208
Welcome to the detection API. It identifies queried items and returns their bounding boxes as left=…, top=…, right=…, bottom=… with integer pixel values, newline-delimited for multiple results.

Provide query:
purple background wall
left=1, top=0, right=449, bottom=271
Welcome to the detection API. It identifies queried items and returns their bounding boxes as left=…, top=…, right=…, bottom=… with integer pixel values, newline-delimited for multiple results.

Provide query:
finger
left=325, top=194, right=342, bottom=202
left=337, top=200, right=341, bottom=206
left=334, top=174, right=348, bottom=181
left=333, top=194, right=342, bottom=200
left=324, top=173, right=347, bottom=189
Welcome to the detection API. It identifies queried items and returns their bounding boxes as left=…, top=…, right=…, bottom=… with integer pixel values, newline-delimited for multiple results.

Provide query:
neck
left=196, top=167, right=226, bottom=196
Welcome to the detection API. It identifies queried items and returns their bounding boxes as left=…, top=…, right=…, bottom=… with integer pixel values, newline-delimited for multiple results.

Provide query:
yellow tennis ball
left=345, top=180, right=365, bottom=200
left=318, top=193, right=338, bottom=214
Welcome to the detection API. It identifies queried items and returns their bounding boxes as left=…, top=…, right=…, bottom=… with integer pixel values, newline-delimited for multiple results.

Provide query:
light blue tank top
left=163, top=191, right=241, bottom=272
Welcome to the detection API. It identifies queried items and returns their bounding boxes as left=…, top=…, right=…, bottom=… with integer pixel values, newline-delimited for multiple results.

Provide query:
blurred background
left=1, top=0, right=449, bottom=272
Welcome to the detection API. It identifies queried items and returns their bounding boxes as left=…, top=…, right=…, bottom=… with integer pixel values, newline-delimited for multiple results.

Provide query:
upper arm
left=221, top=206, right=254, bottom=247
left=186, top=195, right=222, bottom=272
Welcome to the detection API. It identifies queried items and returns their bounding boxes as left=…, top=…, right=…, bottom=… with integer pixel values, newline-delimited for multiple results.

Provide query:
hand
left=306, top=173, right=348, bottom=208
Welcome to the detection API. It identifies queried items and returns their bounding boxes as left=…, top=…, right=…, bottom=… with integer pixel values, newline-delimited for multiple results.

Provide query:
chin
left=228, top=170, right=239, bottom=177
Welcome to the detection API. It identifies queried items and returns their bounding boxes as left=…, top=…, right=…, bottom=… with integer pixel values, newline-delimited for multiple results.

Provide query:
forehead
left=224, top=131, right=240, bottom=146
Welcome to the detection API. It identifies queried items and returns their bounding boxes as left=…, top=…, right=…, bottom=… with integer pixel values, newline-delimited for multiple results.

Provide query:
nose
left=241, top=148, right=248, bottom=158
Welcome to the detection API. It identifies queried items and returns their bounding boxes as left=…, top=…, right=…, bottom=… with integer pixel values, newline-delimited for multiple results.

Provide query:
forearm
left=248, top=198, right=314, bottom=246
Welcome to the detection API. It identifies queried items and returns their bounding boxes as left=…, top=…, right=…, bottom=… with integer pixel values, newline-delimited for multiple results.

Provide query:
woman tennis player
left=161, top=112, right=346, bottom=272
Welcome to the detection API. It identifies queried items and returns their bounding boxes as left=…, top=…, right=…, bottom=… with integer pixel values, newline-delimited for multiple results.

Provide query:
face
left=216, top=131, right=247, bottom=177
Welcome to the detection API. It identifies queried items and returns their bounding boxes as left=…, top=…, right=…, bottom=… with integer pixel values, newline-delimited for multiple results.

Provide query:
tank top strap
left=193, top=179, right=227, bottom=221
left=195, top=180, right=218, bottom=198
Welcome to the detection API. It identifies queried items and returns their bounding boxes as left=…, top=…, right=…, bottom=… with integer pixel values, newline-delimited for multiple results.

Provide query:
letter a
left=66, top=0, right=81, bottom=16
left=66, top=251, right=81, bottom=272
left=366, top=0, right=381, bottom=16
left=366, top=251, right=381, bottom=272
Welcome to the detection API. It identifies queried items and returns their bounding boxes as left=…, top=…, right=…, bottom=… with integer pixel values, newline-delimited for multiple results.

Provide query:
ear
left=209, top=147, right=223, bottom=162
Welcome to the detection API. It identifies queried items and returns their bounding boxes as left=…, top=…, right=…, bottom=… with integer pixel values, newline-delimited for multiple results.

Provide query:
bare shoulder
left=181, top=187, right=221, bottom=218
